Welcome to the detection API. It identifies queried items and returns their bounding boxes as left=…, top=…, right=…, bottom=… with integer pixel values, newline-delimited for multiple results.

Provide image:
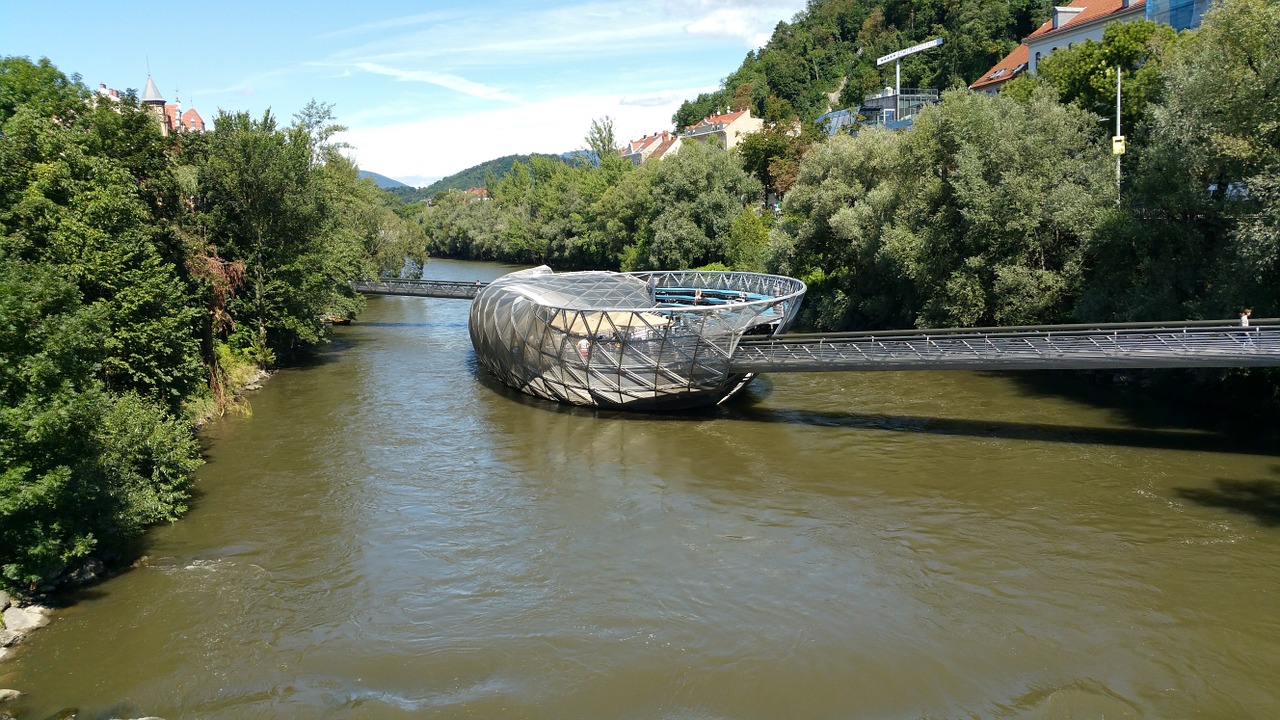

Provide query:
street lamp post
left=1112, top=65, right=1125, bottom=208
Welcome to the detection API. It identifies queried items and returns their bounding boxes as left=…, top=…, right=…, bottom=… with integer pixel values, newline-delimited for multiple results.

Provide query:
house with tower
left=140, top=74, right=204, bottom=135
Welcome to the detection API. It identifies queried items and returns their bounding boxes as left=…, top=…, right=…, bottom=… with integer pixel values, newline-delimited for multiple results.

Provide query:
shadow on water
left=469, top=364, right=1280, bottom=457
left=720, top=405, right=1280, bottom=456
left=1007, top=369, right=1280, bottom=436
left=1176, top=472, right=1280, bottom=526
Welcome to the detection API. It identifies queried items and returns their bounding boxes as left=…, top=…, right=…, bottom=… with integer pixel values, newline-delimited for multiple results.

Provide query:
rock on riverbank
left=0, top=591, right=53, bottom=664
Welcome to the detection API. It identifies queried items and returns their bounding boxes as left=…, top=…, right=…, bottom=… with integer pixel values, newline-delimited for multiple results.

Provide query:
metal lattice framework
left=351, top=278, right=485, bottom=299
left=731, top=321, right=1280, bottom=372
left=468, top=266, right=806, bottom=409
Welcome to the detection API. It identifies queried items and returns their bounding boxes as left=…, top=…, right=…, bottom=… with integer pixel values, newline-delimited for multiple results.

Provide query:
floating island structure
left=469, top=266, right=807, bottom=409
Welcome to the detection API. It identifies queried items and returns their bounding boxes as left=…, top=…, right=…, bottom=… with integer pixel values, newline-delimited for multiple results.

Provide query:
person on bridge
left=1241, top=309, right=1252, bottom=327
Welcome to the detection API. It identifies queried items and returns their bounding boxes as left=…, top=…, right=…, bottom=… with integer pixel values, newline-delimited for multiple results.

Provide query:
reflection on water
left=3, top=259, right=1280, bottom=719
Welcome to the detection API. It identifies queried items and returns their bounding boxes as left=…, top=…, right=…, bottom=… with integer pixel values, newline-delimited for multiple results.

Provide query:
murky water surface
left=4, top=259, right=1279, bottom=719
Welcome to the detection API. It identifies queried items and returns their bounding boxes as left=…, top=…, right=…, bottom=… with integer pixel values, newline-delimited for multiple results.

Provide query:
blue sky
left=2, top=1, right=804, bottom=186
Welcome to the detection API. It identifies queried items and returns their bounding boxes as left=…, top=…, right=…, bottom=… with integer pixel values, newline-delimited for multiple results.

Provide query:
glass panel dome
left=469, top=266, right=806, bottom=409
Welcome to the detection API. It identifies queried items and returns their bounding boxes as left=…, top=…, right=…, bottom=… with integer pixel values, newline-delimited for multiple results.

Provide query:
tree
left=0, top=56, right=87, bottom=126
left=583, top=116, right=619, bottom=167
left=645, top=141, right=762, bottom=269
left=737, top=121, right=814, bottom=202
left=194, top=110, right=347, bottom=362
left=1034, top=21, right=1179, bottom=145
left=772, top=88, right=1112, bottom=329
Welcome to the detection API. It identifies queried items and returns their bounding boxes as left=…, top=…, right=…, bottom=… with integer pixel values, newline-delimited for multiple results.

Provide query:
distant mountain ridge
left=383, top=153, right=581, bottom=204
left=357, top=169, right=409, bottom=188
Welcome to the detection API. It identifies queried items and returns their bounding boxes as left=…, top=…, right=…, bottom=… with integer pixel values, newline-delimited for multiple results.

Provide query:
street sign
left=1112, top=136, right=1126, bottom=155
left=877, top=38, right=944, bottom=66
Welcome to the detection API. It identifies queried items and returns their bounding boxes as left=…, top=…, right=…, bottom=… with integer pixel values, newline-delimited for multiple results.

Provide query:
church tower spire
left=141, top=74, right=170, bottom=136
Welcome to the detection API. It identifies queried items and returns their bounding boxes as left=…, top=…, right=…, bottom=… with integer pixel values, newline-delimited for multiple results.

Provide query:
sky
left=2, top=0, right=805, bottom=186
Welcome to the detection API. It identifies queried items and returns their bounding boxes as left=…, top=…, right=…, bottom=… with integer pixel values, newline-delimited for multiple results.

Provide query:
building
left=680, top=108, right=763, bottom=151
left=859, top=86, right=940, bottom=126
left=618, top=131, right=681, bottom=165
left=1146, top=0, right=1210, bottom=29
left=140, top=74, right=204, bottom=135
left=95, top=83, right=122, bottom=102
left=970, top=0, right=1148, bottom=94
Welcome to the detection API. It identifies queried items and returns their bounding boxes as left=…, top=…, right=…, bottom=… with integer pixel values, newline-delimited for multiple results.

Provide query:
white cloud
left=678, top=0, right=804, bottom=48
left=355, top=62, right=519, bottom=104
left=338, top=88, right=708, bottom=186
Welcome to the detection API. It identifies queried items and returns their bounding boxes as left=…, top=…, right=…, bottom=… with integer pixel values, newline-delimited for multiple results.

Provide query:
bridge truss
left=351, top=278, right=486, bottom=300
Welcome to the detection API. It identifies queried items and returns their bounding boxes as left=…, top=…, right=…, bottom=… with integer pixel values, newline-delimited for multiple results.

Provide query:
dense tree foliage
left=771, top=88, right=1111, bottom=329
left=415, top=132, right=765, bottom=273
left=0, top=57, right=419, bottom=591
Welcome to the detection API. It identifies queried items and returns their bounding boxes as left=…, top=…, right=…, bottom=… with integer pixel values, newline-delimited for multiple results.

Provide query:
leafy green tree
left=645, top=141, right=762, bottom=269
left=1034, top=21, right=1178, bottom=144
left=193, top=110, right=356, bottom=362
left=596, top=161, right=660, bottom=270
left=0, top=56, right=87, bottom=126
left=737, top=121, right=814, bottom=201
left=0, top=259, right=200, bottom=588
left=0, top=102, right=203, bottom=407
left=773, top=88, right=1112, bottom=329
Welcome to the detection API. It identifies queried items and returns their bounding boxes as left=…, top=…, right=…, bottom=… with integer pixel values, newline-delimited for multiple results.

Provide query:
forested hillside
left=0, top=57, right=425, bottom=592
left=387, top=153, right=578, bottom=204
left=673, top=0, right=1054, bottom=126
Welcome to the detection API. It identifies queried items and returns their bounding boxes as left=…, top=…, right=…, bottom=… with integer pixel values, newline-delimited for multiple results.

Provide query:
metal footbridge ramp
left=729, top=320, right=1280, bottom=373
left=352, top=278, right=486, bottom=299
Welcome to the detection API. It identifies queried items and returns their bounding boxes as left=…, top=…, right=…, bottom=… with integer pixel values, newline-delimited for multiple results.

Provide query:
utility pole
left=1112, top=65, right=1125, bottom=209
left=876, top=38, right=944, bottom=122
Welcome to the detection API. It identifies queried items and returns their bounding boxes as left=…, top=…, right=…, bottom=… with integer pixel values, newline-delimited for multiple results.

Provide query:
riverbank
left=0, top=366, right=274, bottom=686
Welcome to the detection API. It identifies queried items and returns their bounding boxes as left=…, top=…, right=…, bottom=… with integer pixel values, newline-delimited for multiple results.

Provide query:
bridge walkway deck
left=729, top=320, right=1280, bottom=373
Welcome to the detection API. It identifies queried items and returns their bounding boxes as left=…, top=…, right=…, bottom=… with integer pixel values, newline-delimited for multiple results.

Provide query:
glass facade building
left=469, top=266, right=806, bottom=409
left=1146, top=0, right=1210, bottom=30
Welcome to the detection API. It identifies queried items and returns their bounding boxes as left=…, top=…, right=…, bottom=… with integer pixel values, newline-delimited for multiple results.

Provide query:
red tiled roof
left=649, top=134, right=679, bottom=160
left=181, top=108, right=205, bottom=132
left=970, top=0, right=1145, bottom=90
left=970, top=43, right=1029, bottom=90
left=620, top=132, right=664, bottom=156
left=1028, top=0, right=1146, bottom=40
left=686, top=109, right=748, bottom=132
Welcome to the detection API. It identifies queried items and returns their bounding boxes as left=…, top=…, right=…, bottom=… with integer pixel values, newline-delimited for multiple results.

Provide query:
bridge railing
left=351, top=278, right=486, bottom=299
left=731, top=319, right=1280, bottom=373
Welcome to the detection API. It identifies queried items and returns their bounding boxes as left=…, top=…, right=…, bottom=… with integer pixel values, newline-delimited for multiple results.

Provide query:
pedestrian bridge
left=354, top=273, right=1279, bottom=408
left=353, top=277, right=1279, bottom=373
left=730, top=321, right=1280, bottom=373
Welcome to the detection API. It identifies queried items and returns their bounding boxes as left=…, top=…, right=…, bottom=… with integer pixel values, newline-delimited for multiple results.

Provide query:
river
left=3, top=259, right=1279, bottom=719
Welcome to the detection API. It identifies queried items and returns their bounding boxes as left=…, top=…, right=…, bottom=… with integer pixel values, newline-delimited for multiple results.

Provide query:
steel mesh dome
left=468, top=266, right=806, bottom=409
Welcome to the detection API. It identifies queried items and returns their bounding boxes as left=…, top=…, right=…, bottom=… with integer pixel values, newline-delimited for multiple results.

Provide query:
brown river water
left=3, top=259, right=1279, bottom=719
